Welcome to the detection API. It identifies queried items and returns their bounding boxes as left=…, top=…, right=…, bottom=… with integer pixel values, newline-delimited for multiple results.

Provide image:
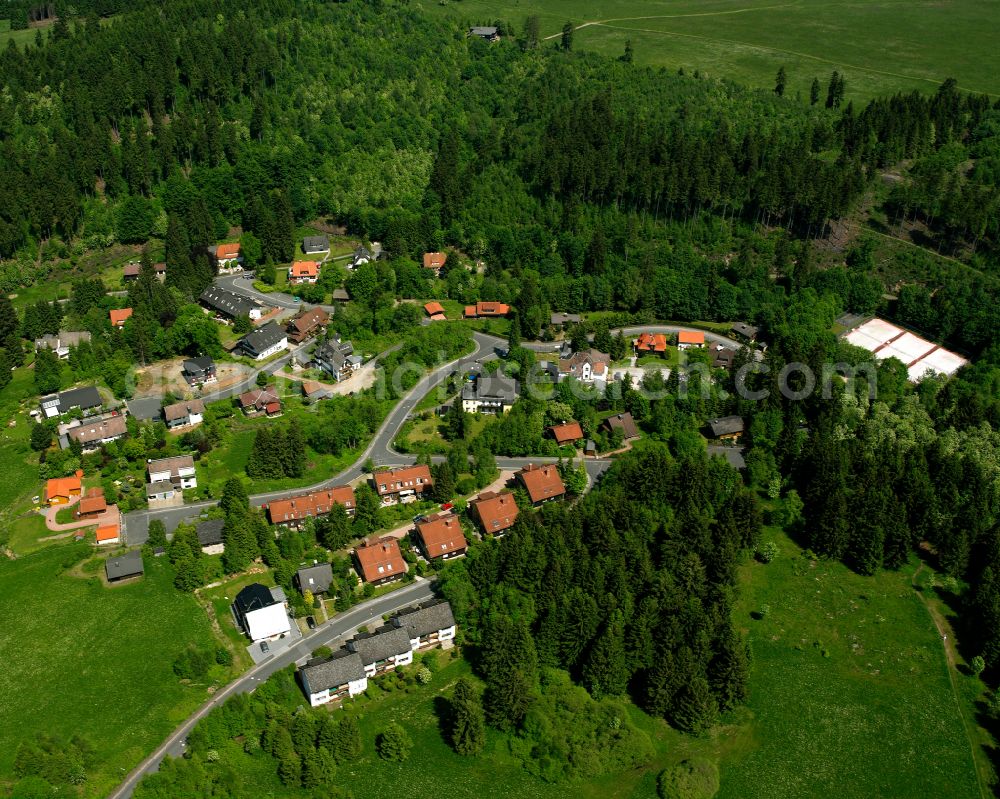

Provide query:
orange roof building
left=109, top=308, right=133, bottom=327
left=354, top=537, right=407, bottom=584
left=469, top=490, right=519, bottom=536
left=289, top=261, right=320, bottom=283
left=464, top=301, right=510, bottom=319
left=77, top=488, right=107, bottom=518
left=635, top=332, right=668, bottom=353
left=95, top=523, right=120, bottom=545
left=373, top=465, right=434, bottom=504
left=516, top=464, right=566, bottom=506
left=267, top=485, right=356, bottom=525
left=549, top=421, right=584, bottom=445
left=46, top=471, right=83, bottom=505
left=413, top=512, right=467, bottom=560
left=423, top=302, right=446, bottom=321
left=423, top=252, right=447, bottom=271
left=216, top=242, right=241, bottom=261
left=677, top=330, right=706, bottom=348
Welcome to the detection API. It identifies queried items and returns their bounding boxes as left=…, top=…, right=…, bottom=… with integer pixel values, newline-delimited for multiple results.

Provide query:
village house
left=301, top=381, right=329, bottom=402
left=239, top=321, right=288, bottom=360
left=412, top=512, right=468, bottom=560
left=373, top=464, right=433, bottom=505
left=558, top=348, right=611, bottom=384
left=64, top=415, right=128, bottom=452
left=289, top=260, right=320, bottom=285
left=549, top=421, right=584, bottom=446
left=299, top=650, right=369, bottom=706
left=109, top=308, right=133, bottom=328
left=350, top=243, right=381, bottom=269
left=353, top=537, right=407, bottom=584
left=233, top=583, right=291, bottom=641
left=105, top=550, right=143, bottom=582
left=182, top=356, right=216, bottom=386
left=96, top=523, right=121, bottom=546
left=147, top=455, right=198, bottom=493
left=286, top=307, right=329, bottom=344
left=40, top=386, right=103, bottom=418
left=299, top=600, right=456, bottom=706
left=163, top=399, right=205, bottom=430
left=313, top=337, right=360, bottom=381
left=199, top=285, right=263, bottom=321
left=712, top=346, right=737, bottom=370
left=76, top=488, right=107, bottom=519
left=123, top=262, right=166, bottom=282
left=706, top=415, right=745, bottom=441
left=196, top=519, right=225, bottom=555
left=423, top=252, right=447, bottom=276
left=239, top=387, right=282, bottom=417
left=677, top=330, right=706, bottom=350
left=463, top=301, right=509, bottom=319
left=603, top=411, right=639, bottom=441
left=302, top=234, right=330, bottom=255
left=45, top=471, right=83, bottom=506
left=469, top=490, right=519, bottom=537
left=392, top=600, right=457, bottom=650
left=347, top=626, right=414, bottom=677
left=34, top=330, right=91, bottom=360
left=550, top=312, right=582, bottom=328
left=731, top=322, right=759, bottom=342
left=424, top=301, right=447, bottom=321
left=469, top=25, right=500, bottom=41
left=461, top=370, right=519, bottom=414
left=212, top=242, right=243, bottom=272
left=296, top=562, right=334, bottom=595
left=634, top=332, right=668, bottom=355
left=267, top=485, right=356, bottom=525
left=516, top=463, right=566, bottom=506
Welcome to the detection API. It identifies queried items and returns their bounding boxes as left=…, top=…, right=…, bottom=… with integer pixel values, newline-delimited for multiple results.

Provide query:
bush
left=376, top=723, right=412, bottom=762
left=657, top=759, right=720, bottom=799
left=756, top=541, right=778, bottom=564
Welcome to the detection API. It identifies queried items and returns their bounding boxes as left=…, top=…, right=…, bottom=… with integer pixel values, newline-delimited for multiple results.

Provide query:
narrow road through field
left=911, top=562, right=988, bottom=799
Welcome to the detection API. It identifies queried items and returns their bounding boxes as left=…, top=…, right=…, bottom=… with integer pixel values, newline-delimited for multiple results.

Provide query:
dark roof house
left=106, top=551, right=144, bottom=582
left=196, top=519, right=225, bottom=548
left=239, top=322, right=287, bottom=360
left=603, top=412, right=639, bottom=440
left=302, top=234, right=330, bottom=254
left=392, top=600, right=456, bottom=639
left=347, top=626, right=413, bottom=666
left=199, top=285, right=257, bottom=318
left=296, top=563, right=334, bottom=594
left=706, top=416, right=745, bottom=439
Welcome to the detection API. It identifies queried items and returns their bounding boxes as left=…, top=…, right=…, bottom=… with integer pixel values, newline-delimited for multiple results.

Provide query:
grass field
left=720, top=527, right=986, bottom=798
left=426, top=0, right=1000, bottom=100
left=0, top=544, right=226, bottom=798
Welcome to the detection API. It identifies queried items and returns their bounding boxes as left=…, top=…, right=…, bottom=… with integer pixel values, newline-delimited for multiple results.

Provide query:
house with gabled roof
left=464, top=301, right=509, bottom=318
left=412, top=512, right=467, bottom=560
left=163, top=399, right=205, bottom=429
left=516, top=464, right=566, bottom=506
left=76, top=488, right=107, bottom=519
left=289, top=261, right=320, bottom=285
left=424, top=301, right=446, bottom=321
left=603, top=412, right=639, bottom=441
left=347, top=625, right=414, bottom=677
left=239, top=321, right=288, bottom=360
left=423, top=252, right=447, bottom=275
left=302, top=234, right=330, bottom=255
left=296, top=562, right=334, bottom=594
left=558, top=349, right=610, bottom=384
left=65, top=415, right=127, bottom=452
left=677, top=329, right=706, bottom=349
left=299, top=650, right=368, bottom=706
left=286, top=307, right=329, bottom=344
left=634, top=332, right=668, bottom=354
left=353, top=537, right=407, bottom=585
left=267, top=486, right=355, bottom=525
left=391, top=600, right=457, bottom=649
left=469, top=490, right=519, bottom=537
left=182, top=356, right=216, bottom=386
left=109, top=308, right=133, bottom=328
left=239, top=387, right=282, bottom=417
left=313, top=337, right=358, bottom=382
left=372, top=465, right=433, bottom=505
left=105, top=550, right=142, bottom=581
left=35, top=330, right=91, bottom=360
left=213, top=242, right=242, bottom=271
left=196, top=519, right=225, bottom=555
left=706, top=415, right=744, bottom=441
left=45, top=471, right=83, bottom=505
left=199, top=286, right=262, bottom=320
left=549, top=421, right=584, bottom=446
left=40, top=386, right=103, bottom=418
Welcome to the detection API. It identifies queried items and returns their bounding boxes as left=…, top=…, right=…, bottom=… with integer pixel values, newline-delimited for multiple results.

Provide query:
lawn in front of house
left=0, top=543, right=226, bottom=798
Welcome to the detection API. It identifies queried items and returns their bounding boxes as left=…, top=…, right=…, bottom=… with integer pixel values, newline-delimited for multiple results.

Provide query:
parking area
left=244, top=613, right=302, bottom=665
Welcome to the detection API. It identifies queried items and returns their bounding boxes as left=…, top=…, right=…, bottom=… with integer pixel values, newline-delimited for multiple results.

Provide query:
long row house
left=298, top=600, right=456, bottom=706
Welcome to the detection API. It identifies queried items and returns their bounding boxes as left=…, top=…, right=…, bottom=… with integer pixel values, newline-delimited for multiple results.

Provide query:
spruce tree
left=450, top=678, right=486, bottom=755
left=582, top=611, right=630, bottom=697
left=671, top=676, right=718, bottom=735
left=810, top=77, right=821, bottom=105
left=774, top=66, right=787, bottom=97
left=332, top=716, right=362, bottom=763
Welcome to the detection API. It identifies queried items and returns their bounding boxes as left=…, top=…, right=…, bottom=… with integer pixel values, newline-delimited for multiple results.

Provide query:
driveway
left=44, top=497, right=120, bottom=533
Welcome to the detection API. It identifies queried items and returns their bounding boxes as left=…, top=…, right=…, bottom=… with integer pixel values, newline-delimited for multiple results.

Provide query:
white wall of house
left=251, top=337, right=288, bottom=360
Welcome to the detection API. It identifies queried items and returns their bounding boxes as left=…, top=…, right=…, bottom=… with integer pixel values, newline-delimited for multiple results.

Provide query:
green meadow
left=0, top=544, right=226, bottom=798
left=427, top=0, right=1000, bottom=100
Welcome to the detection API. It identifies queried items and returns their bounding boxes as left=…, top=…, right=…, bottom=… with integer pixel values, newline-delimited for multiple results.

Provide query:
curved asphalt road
left=107, top=579, right=435, bottom=799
